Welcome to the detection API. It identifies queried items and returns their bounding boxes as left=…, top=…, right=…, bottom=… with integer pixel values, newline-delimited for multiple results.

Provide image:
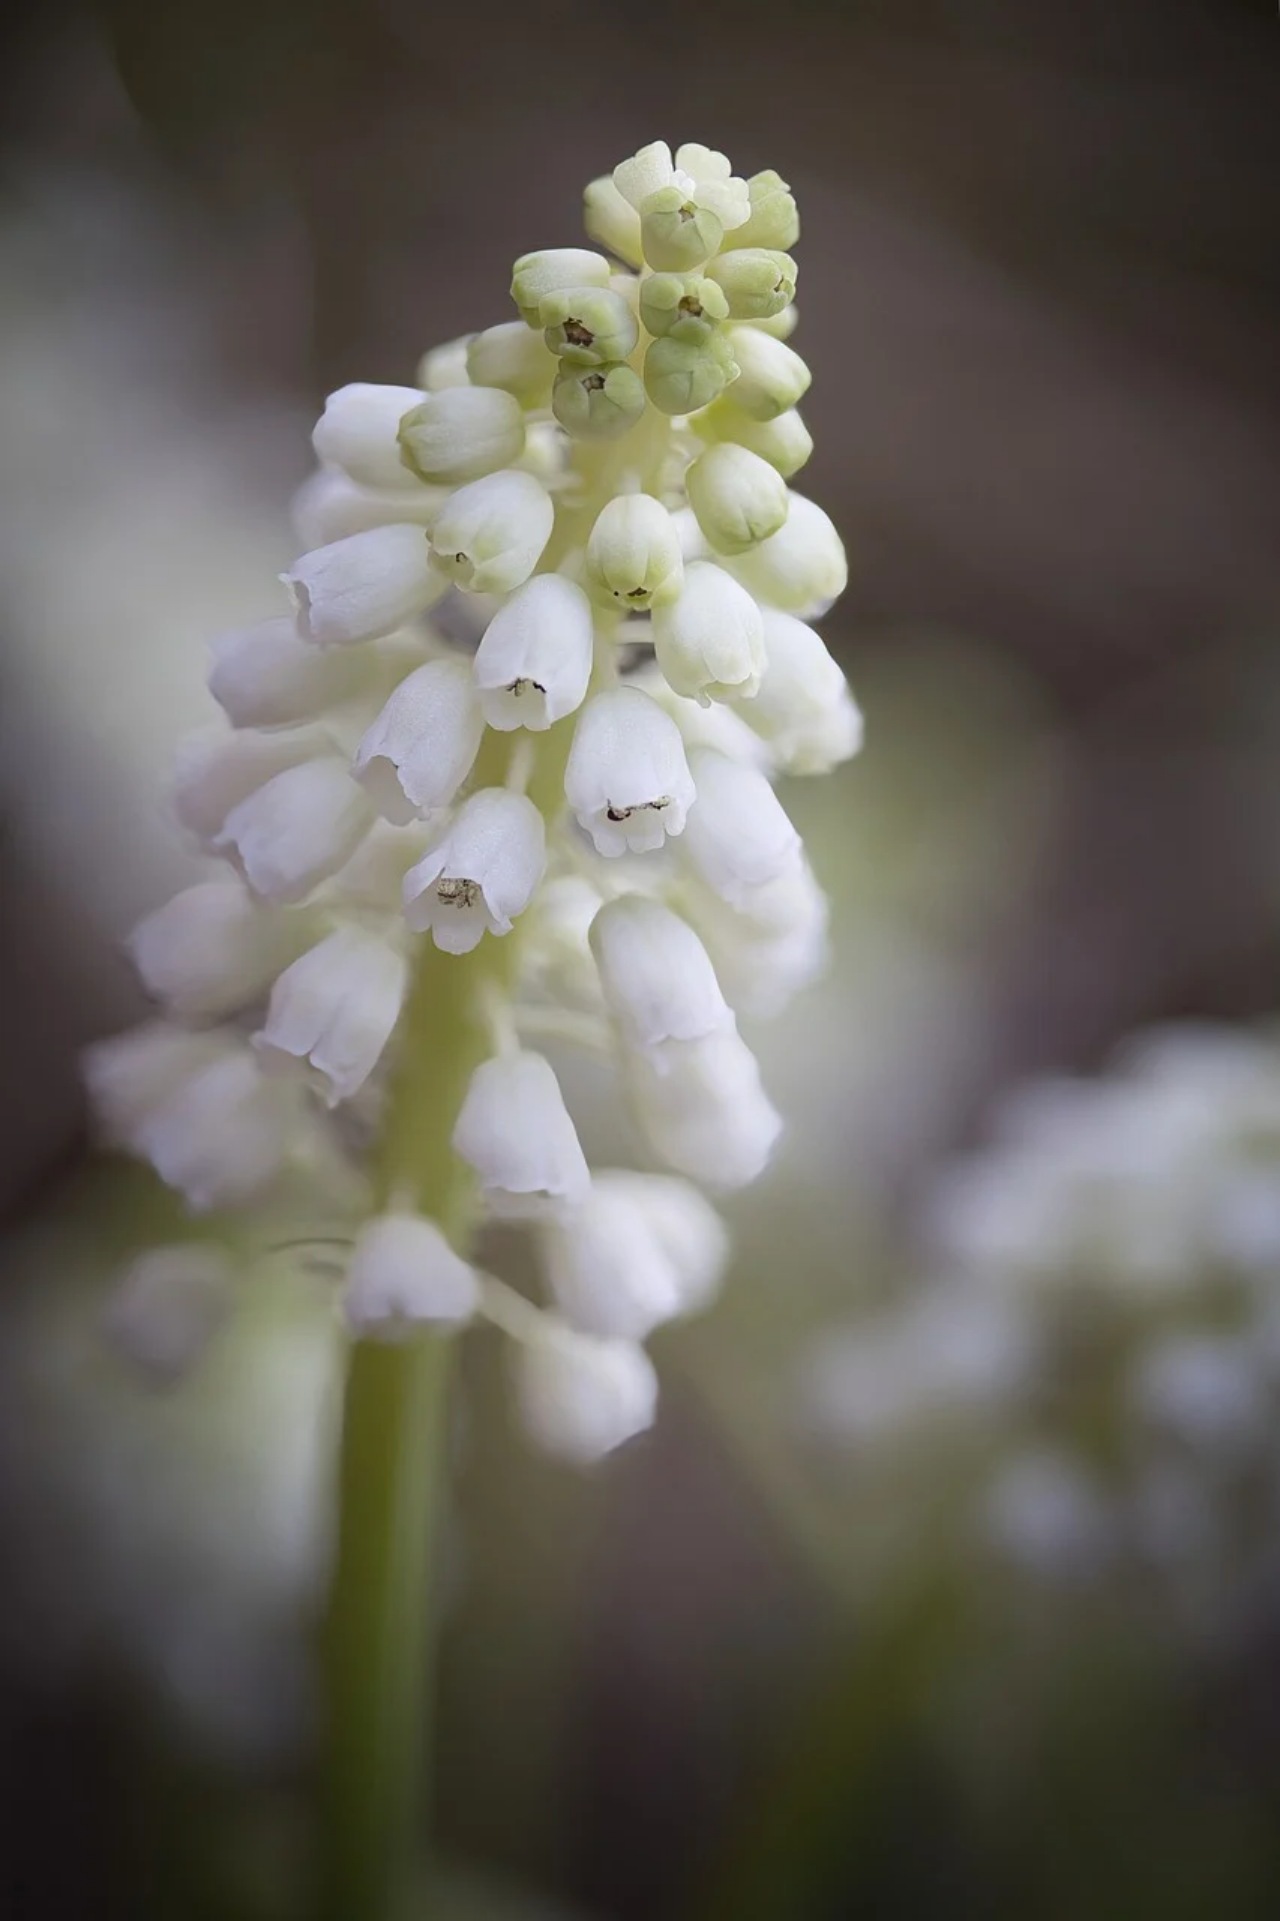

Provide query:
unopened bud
left=539, top=286, right=638, bottom=367
left=724, top=328, right=811, bottom=421
left=583, top=176, right=644, bottom=267
left=511, top=248, right=611, bottom=327
left=728, top=169, right=800, bottom=252
left=685, top=443, right=790, bottom=555
left=398, top=386, right=525, bottom=484
left=466, top=322, right=556, bottom=404
left=638, top=273, right=728, bottom=343
left=640, top=186, right=723, bottom=272
left=552, top=362, right=645, bottom=440
left=693, top=398, right=813, bottom=478
left=585, top=494, right=683, bottom=610
left=644, top=333, right=737, bottom=416
left=706, top=249, right=797, bottom=321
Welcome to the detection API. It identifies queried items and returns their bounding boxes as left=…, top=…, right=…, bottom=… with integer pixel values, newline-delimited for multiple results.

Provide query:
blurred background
left=2, top=0, right=1280, bottom=1915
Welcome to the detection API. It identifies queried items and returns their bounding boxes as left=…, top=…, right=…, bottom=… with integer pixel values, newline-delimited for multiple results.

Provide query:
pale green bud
left=706, top=250, right=797, bottom=321
left=415, top=335, right=473, bottom=391
left=748, top=303, right=798, bottom=341
left=511, top=248, right=611, bottom=327
left=723, top=328, right=811, bottom=421
left=638, top=273, right=729, bottom=343
left=466, top=322, right=556, bottom=405
left=552, top=362, right=645, bottom=441
left=644, top=333, right=737, bottom=416
left=685, top=444, right=789, bottom=555
left=640, top=187, right=723, bottom=273
left=585, top=494, right=684, bottom=611
left=692, top=399, right=813, bottom=478
left=398, top=386, right=526, bottom=484
left=539, top=287, right=639, bottom=367
left=727, top=170, right=800, bottom=253
left=583, top=176, right=644, bottom=268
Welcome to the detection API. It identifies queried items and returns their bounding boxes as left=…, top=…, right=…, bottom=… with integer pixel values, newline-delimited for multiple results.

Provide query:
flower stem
left=319, top=924, right=513, bottom=1917
left=318, top=725, right=570, bottom=1918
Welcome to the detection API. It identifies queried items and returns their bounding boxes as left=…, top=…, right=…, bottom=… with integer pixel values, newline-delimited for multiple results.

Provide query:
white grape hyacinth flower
left=85, top=136, right=860, bottom=1462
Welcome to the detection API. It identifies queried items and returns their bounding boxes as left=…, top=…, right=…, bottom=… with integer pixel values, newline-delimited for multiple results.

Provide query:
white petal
left=208, top=616, right=374, bottom=730
left=589, top=894, right=731, bottom=1050
left=538, top=1169, right=726, bottom=1339
left=171, top=724, right=332, bottom=845
left=726, top=495, right=847, bottom=620
left=428, top=470, right=554, bottom=596
left=473, top=574, right=594, bottom=732
left=312, top=382, right=428, bottom=490
left=344, top=1214, right=479, bottom=1336
left=215, top=757, right=373, bottom=903
left=137, top=1050, right=295, bottom=1211
left=128, top=879, right=303, bottom=1019
left=564, top=686, right=695, bottom=858
left=747, top=610, right=863, bottom=773
left=453, top=1050, right=590, bottom=1218
left=398, top=386, right=526, bottom=485
left=255, top=926, right=407, bottom=1104
left=284, top=525, right=446, bottom=647
left=625, top=1028, right=781, bottom=1189
left=292, top=468, right=445, bottom=548
left=613, top=141, right=675, bottom=211
left=83, top=1021, right=229, bottom=1146
left=402, top=788, right=546, bottom=954
left=513, top=1325, right=658, bottom=1462
left=681, top=747, right=801, bottom=903
left=651, top=560, right=765, bottom=703
left=353, top=655, right=484, bottom=823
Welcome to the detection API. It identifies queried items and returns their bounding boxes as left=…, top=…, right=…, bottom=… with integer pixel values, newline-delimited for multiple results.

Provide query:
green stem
left=318, top=724, right=570, bottom=1919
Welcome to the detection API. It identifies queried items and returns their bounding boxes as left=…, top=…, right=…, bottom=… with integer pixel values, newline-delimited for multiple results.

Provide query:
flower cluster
left=85, top=140, right=861, bottom=1462
left=805, top=1026, right=1280, bottom=1613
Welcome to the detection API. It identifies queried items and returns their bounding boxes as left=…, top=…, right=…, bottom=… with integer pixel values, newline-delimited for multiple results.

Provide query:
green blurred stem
left=319, top=725, right=570, bottom=1919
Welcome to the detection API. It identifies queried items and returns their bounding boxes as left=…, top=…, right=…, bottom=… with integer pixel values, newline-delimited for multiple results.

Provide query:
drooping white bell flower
left=135, top=1049, right=297, bottom=1212
left=589, top=893, right=731, bottom=1053
left=625, top=1027, right=782, bottom=1189
left=612, top=140, right=751, bottom=233
left=538, top=1170, right=728, bottom=1339
left=582, top=176, right=644, bottom=268
left=312, top=383, right=430, bottom=491
left=634, top=664, right=774, bottom=771
left=722, top=327, right=811, bottom=421
left=208, top=617, right=375, bottom=731
left=255, top=925, right=409, bottom=1105
left=352, top=655, right=484, bottom=825
left=679, top=747, right=802, bottom=906
left=651, top=560, right=765, bottom=704
left=417, top=334, right=474, bottom=389
left=402, top=788, right=546, bottom=954
left=171, top=724, right=334, bottom=846
left=215, top=757, right=374, bottom=903
left=452, top=1050, right=590, bottom=1218
left=344, top=1213, right=479, bottom=1336
left=128, top=879, right=304, bottom=1019
left=685, top=868, right=830, bottom=1018
left=684, top=443, right=790, bottom=556
left=472, top=574, right=594, bottom=731
left=747, top=609, right=863, bottom=773
left=84, top=1021, right=230, bottom=1147
left=584, top=494, right=683, bottom=611
left=284, top=525, right=447, bottom=648
left=292, top=468, right=445, bottom=548
left=466, top=322, right=558, bottom=406
left=398, top=386, right=526, bottom=485
left=564, top=686, right=695, bottom=857
left=512, top=1323, right=658, bottom=1462
left=103, top=1243, right=236, bottom=1381
left=427, top=469, right=554, bottom=595
left=726, top=495, right=848, bottom=620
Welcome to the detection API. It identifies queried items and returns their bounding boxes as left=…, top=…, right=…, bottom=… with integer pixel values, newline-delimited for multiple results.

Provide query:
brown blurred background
left=1, top=1, right=1279, bottom=1916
